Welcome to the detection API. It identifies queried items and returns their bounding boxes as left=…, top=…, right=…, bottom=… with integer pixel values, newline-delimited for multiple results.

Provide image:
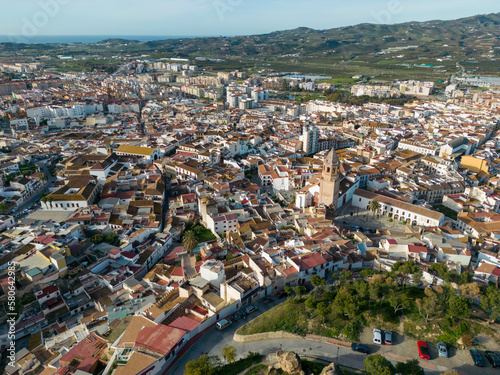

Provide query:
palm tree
left=182, top=230, right=198, bottom=254
left=41, top=196, right=49, bottom=209
left=42, top=196, right=54, bottom=209
left=369, top=199, right=381, bottom=219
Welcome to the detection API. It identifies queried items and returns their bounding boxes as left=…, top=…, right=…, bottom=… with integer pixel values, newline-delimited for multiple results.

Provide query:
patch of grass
left=435, top=205, right=458, bottom=221
left=184, top=222, right=217, bottom=242
left=302, top=360, right=327, bottom=374
left=215, top=353, right=262, bottom=375
left=246, top=364, right=268, bottom=375
left=237, top=301, right=309, bottom=336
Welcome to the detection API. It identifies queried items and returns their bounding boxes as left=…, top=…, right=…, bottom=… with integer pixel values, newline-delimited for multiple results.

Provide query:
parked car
left=244, top=305, right=257, bottom=314
left=437, top=342, right=448, bottom=358
left=373, top=329, right=382, bottom=345
left=351, top=343, right=369, bottom=354
left=470, top=349, right=485, bottom=367
left=485, top=351, right=500, bottom=368
left=262, top=296, right=273, bottom=304
left=231, top=310, right=246, bottom=322
left=417, top=341, right=430, bottom=360
left=216, top=319, right=232, bottom=331
left=384, top=331, right=393, bottom=345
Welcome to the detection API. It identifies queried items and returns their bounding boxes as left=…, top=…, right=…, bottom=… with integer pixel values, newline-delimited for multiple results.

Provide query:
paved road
left=167, top=297, right=286, bottom=375
left=167, top=295, right=495, bottom=375
left=167, top=296, right=445, bottom=375
left=168, top=316, right=444, bottom=375
left=11, top=160, right=55, bottom=220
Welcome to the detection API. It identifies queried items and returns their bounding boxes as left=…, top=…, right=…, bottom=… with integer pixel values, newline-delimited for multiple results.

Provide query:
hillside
left=1, top=13, right=499, bottom=80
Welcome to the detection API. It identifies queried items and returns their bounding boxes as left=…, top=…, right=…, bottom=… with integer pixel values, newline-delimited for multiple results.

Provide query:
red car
left=417, top=341, right=430, bottom=360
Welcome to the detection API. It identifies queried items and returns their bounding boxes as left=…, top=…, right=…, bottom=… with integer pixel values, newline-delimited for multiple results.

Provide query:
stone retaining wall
left=234, top=330, right=302, bottom=342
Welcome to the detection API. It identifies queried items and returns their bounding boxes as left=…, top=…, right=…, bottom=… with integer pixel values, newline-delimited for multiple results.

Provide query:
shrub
left=389, top=218, right=393, bottom=222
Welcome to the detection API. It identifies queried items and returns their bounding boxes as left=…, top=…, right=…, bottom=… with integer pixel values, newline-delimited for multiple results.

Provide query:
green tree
left=339, top=269, right=353, bottom=286
left=369, top=199, right=381, bottom=219
left=447, top=295, right=471, bottom=319
left=305, top=297, right=318, bottom=309
left=364, top=354, right=395, bottom=375
left=183, top=230, right=198, bottom=254
left=458, top=271, right=473, bottom=285
left=388, top=292, right=410, bottom=316
left=391, top=261, right=419, bottom=288
left=368, top=282, right=381, bottom=310
left=316, top=302, right=330, bottom=318
left=481, top=285, right=500, bottom=322
left=412, top=270, right=423, bottom=285
left=354, top=280, right=369, bottom=301
left=430, top=263, right=448, bottom=278
left=284, top=286, right=293, bottom=296
left=0, top=202, right=8, bottom=214
left=41, top=195, right=54, bottom=209
left=293, top=285, right=307, bottom=296
left=91, top=234, right=104, bottom=244
left=184, top=355, right=217, bottom=375
left=222, top=345, right=237, bottom=364
left=311, top=274, right=326, bottom=287
left=460, top=283, right=482, bottom=300
left=395, top=359, right=424, bottom=375
left=333, top=286, right=359, bottom=320
left=416, top=288, right=443, bottom=323
left=360, top=269, right=375, bottom=279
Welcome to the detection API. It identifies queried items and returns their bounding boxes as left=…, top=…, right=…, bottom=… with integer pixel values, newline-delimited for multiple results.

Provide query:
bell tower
left=319, top=148, right=341, bottom=208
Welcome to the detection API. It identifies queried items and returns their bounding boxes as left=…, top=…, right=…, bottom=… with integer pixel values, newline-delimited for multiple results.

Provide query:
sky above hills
left=1, top=0, right=498, bottom=37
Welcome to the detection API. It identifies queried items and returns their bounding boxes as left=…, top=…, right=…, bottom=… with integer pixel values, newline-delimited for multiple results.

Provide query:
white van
left=216, top=319, right=232, bottom=331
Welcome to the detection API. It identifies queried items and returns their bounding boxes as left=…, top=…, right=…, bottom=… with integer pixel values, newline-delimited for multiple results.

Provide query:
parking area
left=358, top=327, right=500, bottom=374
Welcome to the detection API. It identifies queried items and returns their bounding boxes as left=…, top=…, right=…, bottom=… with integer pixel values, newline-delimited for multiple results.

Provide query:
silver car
left=438, top=342, right=448, bottom=358
left=373, top=329, right=382, bottom=344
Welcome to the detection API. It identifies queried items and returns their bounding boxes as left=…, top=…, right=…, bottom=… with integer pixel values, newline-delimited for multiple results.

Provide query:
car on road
left=470, top=349, right=485, bottom=367
left=231, top=310, right=246, bottom=322
left=359, top=226, right=365, bottom=232
left=485, top=351, right=500, bottom=368
left=262, top=296, right=273, bottom=304
left=351, top=343, right=369, bottom=354
left=417, top=341, right=430, bottom=360
left=437, top=342, right=448, bottom=358
left=384, top=331, right=392, bottom=345
left=373, top=329, right=382, bottom=345
left=216, top=319, right=232, bottom=331
left=244, top=305, right=257, bottom=314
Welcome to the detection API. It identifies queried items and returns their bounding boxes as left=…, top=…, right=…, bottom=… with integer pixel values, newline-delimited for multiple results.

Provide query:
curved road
left=167, top=298, right=445, bottom=375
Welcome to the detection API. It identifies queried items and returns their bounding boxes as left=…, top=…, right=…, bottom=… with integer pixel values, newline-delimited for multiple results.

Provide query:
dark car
left=485, top=351, right=500, bottom=368
left=351, top=343, right=369, bottom=354
left=417, top=341, right=430, bottom=360
left=231, top=310, right=246, bottom=322
left=262, top=296, right=273, bottom=304
left=470, top=349, right=485, bottom=367
left=244, top=305, right=257, bottom=314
